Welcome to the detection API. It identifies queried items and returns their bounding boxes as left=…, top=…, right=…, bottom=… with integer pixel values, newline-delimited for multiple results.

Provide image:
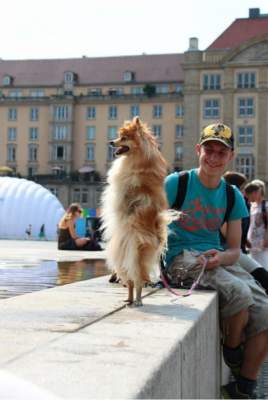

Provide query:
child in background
left=223, top=171, right=268, bottom=293
left=245, top=180, right=268, bottom=270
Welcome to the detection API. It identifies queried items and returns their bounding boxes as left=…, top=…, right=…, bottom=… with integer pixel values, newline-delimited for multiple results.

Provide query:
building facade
left=0, top=8, right=268, bottom=208
left=183, top=8, right=268, bottom=184
left=0, top=55, right=184, bottom=208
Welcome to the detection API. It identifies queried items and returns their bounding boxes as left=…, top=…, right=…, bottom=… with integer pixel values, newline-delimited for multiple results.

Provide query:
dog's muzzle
left=109, top=141, right=129, bottom=155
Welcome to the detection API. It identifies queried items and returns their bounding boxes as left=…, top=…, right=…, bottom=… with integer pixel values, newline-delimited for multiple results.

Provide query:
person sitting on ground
left=164, top=123, right=268, bottom=399
left=58, top=203, right=102, bottom=251
left=245, top=180, right=268, bottom=269
left=222, top=171, right=268, bottom=294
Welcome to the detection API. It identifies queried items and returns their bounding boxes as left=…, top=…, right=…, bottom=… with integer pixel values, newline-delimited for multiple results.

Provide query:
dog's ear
left=133, top=116, right=141, bottom=127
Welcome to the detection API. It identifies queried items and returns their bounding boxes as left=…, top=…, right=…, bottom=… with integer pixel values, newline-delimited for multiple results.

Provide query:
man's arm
left=203, top=219, right=241, bottom=269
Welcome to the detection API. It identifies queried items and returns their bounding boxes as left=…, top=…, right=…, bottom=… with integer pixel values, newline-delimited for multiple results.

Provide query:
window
left=30, top=89, right=44, bottom=97
left=124, top=71, right=135, bottom=82
left=175, top=125, right=184, bottom=139
left=86, top=144, right=95, bottom=161
left=235, top=155, right=255, bottom=179
left=155, top=85, right=168, bottom=94
left=53, top=125, right=68, bottom=140
left=53, top=145, right=65, bottom=160
left=108, top=88, right=123, bottom=96
left=175, top=84, right=183, bottom=93
left=87, top=106, right=96, bottom=119
left=8, top=108, right=17, bottom=121
left=238, top=98, right=254, bottom=117
left=28, top=144, right=38, bottom=162
left=72, top=188, right=80, bottom=203
left=81, top=188, right=88, bottom=204
left=89, top=88, right=102, bottom=96
left=53, top=105, right=69, bottom=121
left=49, top=187, right=59, bottom=197
left=107, top=144, right=115, bottom=161
left=7, top=127, right=17, bottom=141
left=153, top=104, right=162, bottom=118
left=29, top=127, right=39, bottom=141
left=107, top=126, right=118, bottom=140
left=130, top=105, right=140, bottom=118
left=203, top=99, right=220, bottom=118
left=30, top=107, right=39, bottom=121
left=8, top=90, right=22, bottom=98
left=202, top=74, right=221, bottom=90
left=175, top=104, right=184, bottom=117
left=237, top=72, right=256, bottom=89
left=108, top=105, right=117, bottom=119
left=64, top=71, right=75, bottom=83
left=7, top=145, right=16, bottom=162
left=28, top=167, right=38, bottom=177
left=86, top=126, right=96, bottom=141
left=175, top=143, right=183, bottom=161
left=3, top=75, right=12, bottom=86
left=152, top=125, right=162, bottom=139
left=238, top=126, right=254, bottom=146
left=131, top=87, right=144, bottom=95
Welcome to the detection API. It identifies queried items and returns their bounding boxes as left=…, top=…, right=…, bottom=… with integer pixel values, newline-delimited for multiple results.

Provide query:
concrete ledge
left=0, top=275, right=221, bottom=399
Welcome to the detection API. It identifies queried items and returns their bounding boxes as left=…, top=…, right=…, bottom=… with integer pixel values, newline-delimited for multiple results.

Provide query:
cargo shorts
left=168, top=251, right=268, bottom=338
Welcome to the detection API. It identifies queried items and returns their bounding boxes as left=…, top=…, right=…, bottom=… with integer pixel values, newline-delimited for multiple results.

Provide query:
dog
left=101, top=116, right=169, bottom=306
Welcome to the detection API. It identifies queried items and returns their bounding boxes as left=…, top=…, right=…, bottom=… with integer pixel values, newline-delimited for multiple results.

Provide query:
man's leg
left=241, top=330, right=268, bottom=380
left=223, top=309, right=249, bottom=348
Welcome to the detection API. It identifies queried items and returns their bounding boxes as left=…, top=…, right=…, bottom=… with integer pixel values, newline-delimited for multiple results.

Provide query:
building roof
left=207, top=17, right=268, bottom=50
left=0, top=53, right=184, bottom=87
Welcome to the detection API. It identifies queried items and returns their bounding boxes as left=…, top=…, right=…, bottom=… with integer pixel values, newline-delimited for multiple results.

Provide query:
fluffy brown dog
left=101, top=116, right=169, bottom=306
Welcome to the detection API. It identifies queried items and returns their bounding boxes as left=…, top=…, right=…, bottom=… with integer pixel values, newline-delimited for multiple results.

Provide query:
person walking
left=25, top=224, right=32, bottom=239
left=38, top=224, right=46, bottom=240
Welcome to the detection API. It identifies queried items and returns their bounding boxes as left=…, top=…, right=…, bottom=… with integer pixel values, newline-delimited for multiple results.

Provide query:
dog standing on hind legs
left=101, top=116, right=169, bottom=306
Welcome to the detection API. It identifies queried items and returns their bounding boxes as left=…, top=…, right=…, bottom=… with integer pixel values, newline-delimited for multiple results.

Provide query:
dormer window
left=123, top=71, right=135, bottom=82
left=64, top=71, right=77, bottom=84
left=3, top=75, right=13, bottom=86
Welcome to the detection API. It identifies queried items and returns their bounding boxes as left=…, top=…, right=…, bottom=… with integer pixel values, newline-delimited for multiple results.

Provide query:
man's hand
left=202, top=249, right=223, bottom=270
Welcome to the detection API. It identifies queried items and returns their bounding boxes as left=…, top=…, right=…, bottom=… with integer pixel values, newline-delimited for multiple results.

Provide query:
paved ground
left=0, top=239, right=106, bottom=262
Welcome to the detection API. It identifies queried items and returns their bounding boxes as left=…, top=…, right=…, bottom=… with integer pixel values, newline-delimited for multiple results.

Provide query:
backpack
left=171, top=171, right=235, bottom=224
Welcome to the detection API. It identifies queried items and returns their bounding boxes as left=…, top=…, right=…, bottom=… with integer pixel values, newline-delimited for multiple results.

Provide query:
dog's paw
left=124, top=299, right=133, bottom=305
left=133, top=299, right=143, bottom=307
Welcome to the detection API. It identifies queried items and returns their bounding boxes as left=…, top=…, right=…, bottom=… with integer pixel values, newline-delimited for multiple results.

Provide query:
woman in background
left=58, top=203, right=102, bottom=251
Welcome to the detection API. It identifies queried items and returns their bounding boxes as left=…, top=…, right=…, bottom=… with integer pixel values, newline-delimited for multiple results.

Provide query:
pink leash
left=159, top=255, right=208, bottom=298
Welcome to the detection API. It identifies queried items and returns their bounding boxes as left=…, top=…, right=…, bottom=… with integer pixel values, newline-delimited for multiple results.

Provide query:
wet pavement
left=0, top=258, right=109, bottom=299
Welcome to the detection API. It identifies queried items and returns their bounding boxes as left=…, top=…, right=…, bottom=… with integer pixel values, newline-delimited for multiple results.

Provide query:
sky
left=1, top=0, right=268, bottom=60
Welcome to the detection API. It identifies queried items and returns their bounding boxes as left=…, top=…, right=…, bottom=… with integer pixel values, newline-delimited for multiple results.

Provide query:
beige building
left=0, top=7, right=268, bottom=208
left=183, top=7, right=268, bottom=185
left=0, top=55, right=184, bottom=208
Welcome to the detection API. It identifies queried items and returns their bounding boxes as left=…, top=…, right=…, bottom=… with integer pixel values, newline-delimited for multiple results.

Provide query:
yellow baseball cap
left=200, top=123, right=234, bottom=150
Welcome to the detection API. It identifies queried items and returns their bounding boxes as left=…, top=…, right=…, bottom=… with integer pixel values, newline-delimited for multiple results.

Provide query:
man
left=164, top=123, right=268, bottom=399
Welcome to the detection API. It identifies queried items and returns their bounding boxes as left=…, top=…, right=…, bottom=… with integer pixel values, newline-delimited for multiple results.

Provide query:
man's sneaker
left=221, top=382, right=256, bottom=399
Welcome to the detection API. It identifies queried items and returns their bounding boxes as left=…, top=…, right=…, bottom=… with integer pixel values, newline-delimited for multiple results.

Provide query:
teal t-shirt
left=164, top=169, right=249, bottom=266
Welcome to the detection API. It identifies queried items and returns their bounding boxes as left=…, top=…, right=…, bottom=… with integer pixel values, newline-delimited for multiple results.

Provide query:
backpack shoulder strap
left=171, top=171, right=189, bottom=210
left=223, top=183, right=235, bottom=223
left=261, top=200, right=268, bottom=229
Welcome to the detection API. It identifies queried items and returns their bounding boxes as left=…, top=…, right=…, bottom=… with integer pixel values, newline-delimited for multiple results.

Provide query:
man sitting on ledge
left=164, top=123, right=268, bottom=399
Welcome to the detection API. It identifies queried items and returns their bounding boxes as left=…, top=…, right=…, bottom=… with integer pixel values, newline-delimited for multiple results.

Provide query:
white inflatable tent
left=0, top=177, right=65, bottom=240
